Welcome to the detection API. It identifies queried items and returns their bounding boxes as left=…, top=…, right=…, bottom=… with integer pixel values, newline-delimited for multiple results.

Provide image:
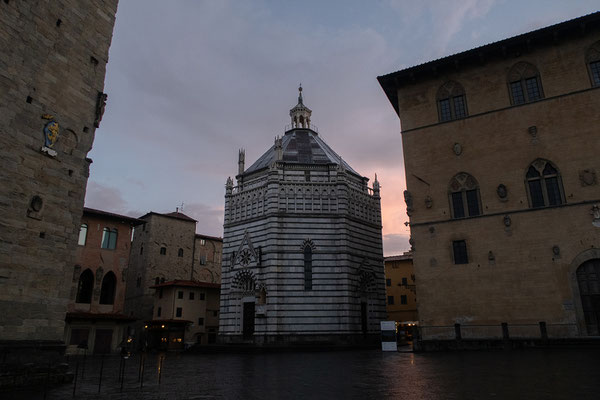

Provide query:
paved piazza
left=3, top=348, right=600, bottom=399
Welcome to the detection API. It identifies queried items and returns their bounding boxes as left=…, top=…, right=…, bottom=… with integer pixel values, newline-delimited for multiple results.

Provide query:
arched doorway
left=577, top=259, right=600, bottom=336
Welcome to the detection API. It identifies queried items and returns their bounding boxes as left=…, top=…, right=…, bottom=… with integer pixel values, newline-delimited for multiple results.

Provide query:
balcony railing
left=284, top=123, right=319, bottom=133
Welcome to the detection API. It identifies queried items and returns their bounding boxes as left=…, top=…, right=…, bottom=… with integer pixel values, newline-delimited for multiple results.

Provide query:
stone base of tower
left=0, top=340, right=72, bottom=389
left=218, top=333, right=381, bottom=348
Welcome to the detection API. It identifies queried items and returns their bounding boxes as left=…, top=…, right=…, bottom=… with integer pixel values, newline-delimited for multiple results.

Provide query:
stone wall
left=125, top=214, right=196, bottom=322
left=194, top=234, right=223, bottom=284
left=125, top=213, right=223, bottom=341
left=0, top=0, right=118, bottom=351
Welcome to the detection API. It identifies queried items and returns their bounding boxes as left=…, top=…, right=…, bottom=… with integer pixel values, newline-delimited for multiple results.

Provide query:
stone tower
left=219, top=88, right=386, bottom=345
left=0, top=1, right=119, bottom=366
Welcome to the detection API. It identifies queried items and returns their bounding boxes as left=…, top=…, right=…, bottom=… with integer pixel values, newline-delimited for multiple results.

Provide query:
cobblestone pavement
left=3, top=348, right=600, bottom=399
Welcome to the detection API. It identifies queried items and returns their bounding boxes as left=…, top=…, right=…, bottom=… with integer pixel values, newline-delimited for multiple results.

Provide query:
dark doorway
left=208, top=328, right=217, bottom=344
left=94, top=329, right=113, bottom=354
left=243, top=302, right=255, bottom=340
left=577, top=259, right=600, bottom=335
left=361, top=302, right=368, bottom=336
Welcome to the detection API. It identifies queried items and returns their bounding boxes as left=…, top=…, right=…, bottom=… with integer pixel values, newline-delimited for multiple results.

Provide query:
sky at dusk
left=85, top=0, right=599, bottom=256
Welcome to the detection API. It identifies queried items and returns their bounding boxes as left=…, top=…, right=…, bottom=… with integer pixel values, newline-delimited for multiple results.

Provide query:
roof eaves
left=377, top=11, right=600, bottom=115
left=83, top=207, right=145, bottom=226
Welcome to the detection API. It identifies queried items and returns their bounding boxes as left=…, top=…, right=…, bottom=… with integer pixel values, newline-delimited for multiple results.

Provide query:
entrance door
left=243, top=302, right=255, bottom=340
left=361, top=302, right=368, bottom=336
left=94, top=329, right=113, bottom=354
left=577, top=259, right=600, bottom=336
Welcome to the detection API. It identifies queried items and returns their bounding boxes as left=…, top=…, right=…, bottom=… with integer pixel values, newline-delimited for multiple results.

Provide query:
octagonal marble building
left=218, top=88, right=386, bottom=345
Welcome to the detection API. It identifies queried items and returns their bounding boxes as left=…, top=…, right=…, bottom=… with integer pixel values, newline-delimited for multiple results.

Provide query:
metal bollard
left=539, top=321, right=548, bottom=340
left=98, top=354, right=105, bottom=394
left=82, top=349, right=87, bottom=379
left=120, top=356, right=126, bottom=392
left=140, top=353, right=145, bottom=389
left=501, top=323, right=509, bottom=340
left=72, top=361, right=79, bottom=398
left=454, top=323, right=462, bottom=340
left=43, top=360, right=51, bottom=400
left=118, top=357, right=123, bottom=383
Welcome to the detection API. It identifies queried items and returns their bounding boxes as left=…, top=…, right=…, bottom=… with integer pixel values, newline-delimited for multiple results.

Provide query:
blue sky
left=85, top=0, right=599, bottom=255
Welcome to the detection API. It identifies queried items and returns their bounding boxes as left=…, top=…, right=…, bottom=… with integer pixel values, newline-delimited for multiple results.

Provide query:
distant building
left=384, top=252, right=417, bottom=323
left=219, top=88, right=386, bottom=345
left=0, top=1, right=118, bottom=368
left=124, top=210, right=222, bottom=345
left=378, top=13, right=600, bottom=339
left=65, top=208, right=142, bottom=354
left=145, top=280, right=220, bottom=350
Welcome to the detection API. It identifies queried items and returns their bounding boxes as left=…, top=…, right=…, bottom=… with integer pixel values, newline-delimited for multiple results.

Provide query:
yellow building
left=145, top=280, right=220, bottom=350
left=384, top=252, right=418, bottom=323
left=378, top=13, right=600, bottom=340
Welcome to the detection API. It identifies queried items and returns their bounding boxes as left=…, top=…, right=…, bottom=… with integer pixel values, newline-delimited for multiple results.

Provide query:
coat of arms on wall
left=40, top=114, right=59, bottom=157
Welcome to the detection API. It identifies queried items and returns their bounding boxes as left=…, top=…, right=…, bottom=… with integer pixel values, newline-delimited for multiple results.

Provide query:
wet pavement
left=4, top=348, right=600, bottom=399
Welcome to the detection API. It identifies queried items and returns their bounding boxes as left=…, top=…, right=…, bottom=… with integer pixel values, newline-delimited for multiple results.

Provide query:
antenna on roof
left=179, top=202, right=184, bottom=212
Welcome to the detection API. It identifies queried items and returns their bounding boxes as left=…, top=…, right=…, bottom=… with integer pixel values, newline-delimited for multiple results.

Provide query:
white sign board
left=380, top=321, right=397, bottom=352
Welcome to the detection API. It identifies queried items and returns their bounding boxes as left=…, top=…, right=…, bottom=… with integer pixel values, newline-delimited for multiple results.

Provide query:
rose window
left=239, top=249, right=252, bottom=266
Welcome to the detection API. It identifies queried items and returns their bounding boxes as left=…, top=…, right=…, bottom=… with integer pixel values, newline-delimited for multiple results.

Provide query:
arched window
left=76, top=269, right=94, bottom=303
left=437, top=81, right=468, bottom=122
left=448, top=173, right=481, bottom=219
left=525, top=159, right=564, bottom=208
left=140, top=245, right=144, bottom=255
left=576, top=258, right=600, bottom=335
left=178, top=248, right=184, bottom=257
left=304, top=245, right=312, bottom=290
left=101, top=228, right=117, bottom=249
left=258, top=287, right=267, bottom=305
left=99, top=271, right=117, bottom=305
left=586, top=41, right=600, bottom=87
left=507, top=62, right=543, bottom=105
left=78, top=224, right=88, bottom=246
left=160, top=246, right=166, bottom=255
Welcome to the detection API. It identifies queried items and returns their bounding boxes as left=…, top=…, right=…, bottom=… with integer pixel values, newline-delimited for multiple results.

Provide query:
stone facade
left=384, top=252, right=418, bottom=323
left=124, top=211, right=222, bottom=344
left=378, top=13, right=600, bottom=339
left=0, top=0, right=118, bottom=363
left=219, top=89, right=386, bottom=345
left=64, top=208, right=142, bottom=354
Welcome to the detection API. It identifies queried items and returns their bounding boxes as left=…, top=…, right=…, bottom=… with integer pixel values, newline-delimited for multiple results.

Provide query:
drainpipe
left=191, top=233, right=197, bottom=281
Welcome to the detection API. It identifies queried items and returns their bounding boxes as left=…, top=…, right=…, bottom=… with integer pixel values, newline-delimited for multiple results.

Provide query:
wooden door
left=577, top=259, right=600, bottom=335
left=361, top=302, right=368, bottom=336
left=243, top=302, right=255, bottom=340
left=93, top=329, right=113, bottom=354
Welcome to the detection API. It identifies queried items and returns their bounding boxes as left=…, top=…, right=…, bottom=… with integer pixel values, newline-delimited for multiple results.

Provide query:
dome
left=244, top=128, right=359, bottom=176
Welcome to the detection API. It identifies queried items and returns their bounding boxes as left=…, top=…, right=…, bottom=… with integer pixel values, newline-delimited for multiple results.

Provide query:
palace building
left=219, top=88, right=386, bottom=345
left=378, top=12, right=600, bottom=340
left=384, top=252, right=418, bottom=324
left=65, top=208, right=142, bottom=355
